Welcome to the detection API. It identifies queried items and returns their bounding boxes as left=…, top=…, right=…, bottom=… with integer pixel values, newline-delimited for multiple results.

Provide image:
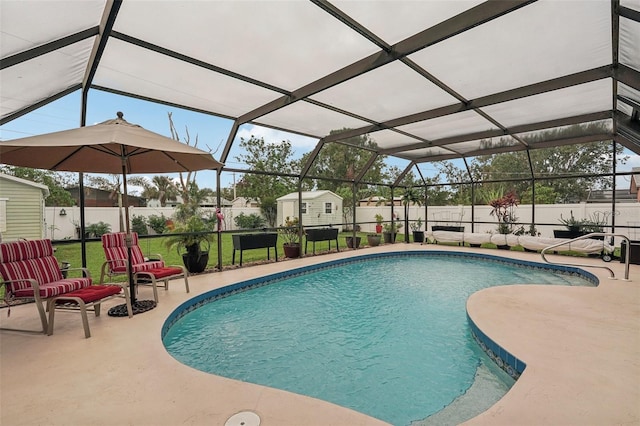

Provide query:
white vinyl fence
left=356, top=202, right=640, bottom=242
left=42, top=202, right=639, bottom=242
left=44, top=206, right=261, bottom=240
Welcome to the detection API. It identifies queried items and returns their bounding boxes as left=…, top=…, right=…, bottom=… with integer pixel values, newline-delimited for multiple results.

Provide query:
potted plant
left=367, top=233, right=381, bottom=247
left=556, top=210, right=583, bottom=238
left=374, top=214, right=384, bottom=233
left=280, top=216, right=301, bottom=258
left=345, top=235, right=361, bottom=249
left=555, top=211, right=606, bottom=240
left=410, top=217, right=424, bottom=243
left=382, top=222, right=402, bottom=244
left=165, top=216, right=213, bottom=273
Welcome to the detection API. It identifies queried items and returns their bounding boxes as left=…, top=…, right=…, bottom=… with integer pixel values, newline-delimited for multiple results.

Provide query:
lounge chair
left=0, top=239, right=130, bottom=337
left=100, top=232, right=189, bottom=303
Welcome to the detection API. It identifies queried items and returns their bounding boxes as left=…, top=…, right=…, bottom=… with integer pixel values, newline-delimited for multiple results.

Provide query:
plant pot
left=496, top=244, right=511, bottom=250
left=469, top=243, right=481, bottom=248
left=375, top=224, right=383, bottom=233
left=412, top=231, right=424, bottom=243
left=283, top=243, right=301, bottom=258
left=553, top=229, right=603, bottom=240
left=182, top=251, right=209, bottom=273
left=432, top=226, right=464, bottom=232
left=367, top=234, right=381, bottom=247
left=383, top=232, right=397, bottom=244
left=345, top=236, right=361, bottom=249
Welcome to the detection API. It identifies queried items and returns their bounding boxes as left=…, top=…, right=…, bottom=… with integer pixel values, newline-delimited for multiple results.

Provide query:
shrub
left=131, top=215, right=148, bottom=235
left=86, top=221, right=111, bottom=237
left=234, top=212, right=266, bottom=229
left=147, top=214, right=168, bottom=234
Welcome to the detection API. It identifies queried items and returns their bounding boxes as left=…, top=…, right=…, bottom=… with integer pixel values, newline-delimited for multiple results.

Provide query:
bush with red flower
left=488, top=190, right=519, bottom=234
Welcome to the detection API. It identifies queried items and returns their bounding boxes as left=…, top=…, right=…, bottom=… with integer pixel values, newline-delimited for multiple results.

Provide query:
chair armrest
left=2, top=277, right=40, bottom=299
left=145, top=253, right=164, bottom=262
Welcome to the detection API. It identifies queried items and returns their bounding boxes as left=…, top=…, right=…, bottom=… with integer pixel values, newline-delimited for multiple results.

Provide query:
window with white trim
left=325, top=202, right=332, bottom=214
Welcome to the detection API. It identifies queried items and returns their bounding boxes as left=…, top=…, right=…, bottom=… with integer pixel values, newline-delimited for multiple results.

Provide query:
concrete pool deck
left=1, top=244, right=638, bottom=425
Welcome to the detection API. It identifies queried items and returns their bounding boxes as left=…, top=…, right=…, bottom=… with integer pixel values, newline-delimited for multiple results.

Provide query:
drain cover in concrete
left=225, top=411, right=260, bottom=426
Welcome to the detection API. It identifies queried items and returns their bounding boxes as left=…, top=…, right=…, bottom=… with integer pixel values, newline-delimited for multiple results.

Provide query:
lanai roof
left=1, top=1, right=639, bottom=182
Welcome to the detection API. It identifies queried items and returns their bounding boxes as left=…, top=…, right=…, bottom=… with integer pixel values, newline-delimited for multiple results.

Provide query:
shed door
left=282, top=201, right=295, bottom=222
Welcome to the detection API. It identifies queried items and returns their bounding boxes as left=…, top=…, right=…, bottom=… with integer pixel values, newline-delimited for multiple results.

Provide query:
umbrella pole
left=107, top=158, right=156, bottom=317
left=122, top=167, right=137, bottom=306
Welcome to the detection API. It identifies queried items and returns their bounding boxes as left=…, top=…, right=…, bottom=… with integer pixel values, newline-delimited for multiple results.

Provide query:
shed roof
left=1, top=1, right=639, bottom=180
left=0, top=173, right=50, bottom=197
left=277, top=190, right=342, bottom=201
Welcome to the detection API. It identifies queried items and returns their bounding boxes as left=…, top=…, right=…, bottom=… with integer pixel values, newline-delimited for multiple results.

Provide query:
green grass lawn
left=51, top=231, right=379, bottom=283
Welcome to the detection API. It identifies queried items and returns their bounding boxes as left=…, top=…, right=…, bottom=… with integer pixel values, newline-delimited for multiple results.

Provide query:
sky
left=1, top=89, right=638, bottom=195
left=0, top=89, right=324, bottom=193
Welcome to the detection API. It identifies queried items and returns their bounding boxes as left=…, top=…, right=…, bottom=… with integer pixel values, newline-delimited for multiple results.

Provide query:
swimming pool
left=162, top=252, right=596, bottom=425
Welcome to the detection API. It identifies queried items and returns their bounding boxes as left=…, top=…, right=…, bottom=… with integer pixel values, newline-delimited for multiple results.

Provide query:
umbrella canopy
left=0, top=112, right=223, bottom=313
left=0, top=112, right=222, bottom=174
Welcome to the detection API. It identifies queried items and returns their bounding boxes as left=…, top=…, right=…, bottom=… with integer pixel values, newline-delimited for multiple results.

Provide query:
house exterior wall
left=0, top=177, right=46, bottom=241
left=67, top=187, right=146, bottom=207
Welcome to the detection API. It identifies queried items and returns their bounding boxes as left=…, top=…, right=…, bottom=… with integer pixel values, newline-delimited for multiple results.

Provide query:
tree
left=303, top=130, right=386, bottom=191
left=233, top=136, right=299, bottom=201
left=173, top=181, right=214, bottom=223
left=301, top=130, right=389, bottom=226
left=401, top=187, right=423, bottom=241
left=260, top=196, right=277, bottom=228
left=435, top=124, right=627, bottom=204
left=168, top=112, right=222, bottom=208
left=0, top=166, right=76, bottom=206
left=140, top=175, right=178, bottom=207
left=86, top=174, right=148, bottom=197
left=86, top=173, right=149, bottom=231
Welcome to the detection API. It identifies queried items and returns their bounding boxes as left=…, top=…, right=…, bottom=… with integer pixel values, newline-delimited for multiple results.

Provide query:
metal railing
left=540, top=233, right=632, bottom=281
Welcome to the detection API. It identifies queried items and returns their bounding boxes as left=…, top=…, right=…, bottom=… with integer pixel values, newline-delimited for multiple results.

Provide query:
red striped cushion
left=0, top=240, right=62, bottom=285
left=0, top=239, right=54, bottom=263
left=102, top=232, right=165, bottom=273
left=13, top=277, right=92, bottom=298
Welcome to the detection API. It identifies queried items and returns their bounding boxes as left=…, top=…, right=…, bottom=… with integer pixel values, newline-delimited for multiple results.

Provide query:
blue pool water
left=163, top=253, right=595, bottom=425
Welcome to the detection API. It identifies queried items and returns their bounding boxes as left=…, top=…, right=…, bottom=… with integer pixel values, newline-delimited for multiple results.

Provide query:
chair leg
left=46, top=299, right=56, bottom=336
left=78, top=300, right=91, bottom=338
left=151, top=278, right=159, bottom=303
left=33, top=295, right=48, bottom=334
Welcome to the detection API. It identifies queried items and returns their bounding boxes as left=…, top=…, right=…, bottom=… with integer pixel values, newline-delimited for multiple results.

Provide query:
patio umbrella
left=0, top=112, right=223, bottom=313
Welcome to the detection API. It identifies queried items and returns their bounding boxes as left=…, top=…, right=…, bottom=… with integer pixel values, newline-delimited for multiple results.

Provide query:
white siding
left=277, top=191, right=343, bottom=230
left=0, top=178, right=45, bottom=241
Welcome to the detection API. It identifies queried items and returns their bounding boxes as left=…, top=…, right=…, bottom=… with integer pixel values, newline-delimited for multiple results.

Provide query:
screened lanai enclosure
left=1, top=1, right=639, bottom=267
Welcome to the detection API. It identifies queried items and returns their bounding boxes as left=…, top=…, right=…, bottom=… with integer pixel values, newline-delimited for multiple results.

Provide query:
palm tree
left=140, top=176, right=178, bottom=207
left=87, top=174, right=147, bottom=231
left=401, top=187, right=423, bottom=242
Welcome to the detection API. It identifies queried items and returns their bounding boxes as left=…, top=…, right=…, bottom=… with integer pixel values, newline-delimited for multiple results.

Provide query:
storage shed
left=0, top=173, right=50, bottom=242
left=277, top=191, right=343, bottom=230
